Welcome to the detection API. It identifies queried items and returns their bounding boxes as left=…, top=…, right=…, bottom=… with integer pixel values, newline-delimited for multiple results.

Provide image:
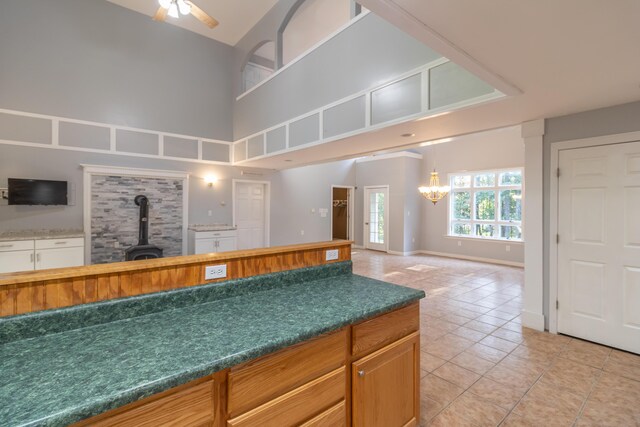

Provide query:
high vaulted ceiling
left=106, top=0, right=278, bottom=45
left=240, top=0, right=640, bottom=169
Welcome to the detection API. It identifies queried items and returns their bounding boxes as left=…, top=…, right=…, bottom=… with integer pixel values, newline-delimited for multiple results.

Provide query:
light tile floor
left=352, top=250, right=640, bottom=427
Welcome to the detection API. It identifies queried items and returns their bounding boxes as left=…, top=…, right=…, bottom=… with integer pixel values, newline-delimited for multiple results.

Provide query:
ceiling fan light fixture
left=177, top=0, right=191, bottom=15
left=158, top=0, right=171, bottom=9
left=167, top=2, right=179, bottom=18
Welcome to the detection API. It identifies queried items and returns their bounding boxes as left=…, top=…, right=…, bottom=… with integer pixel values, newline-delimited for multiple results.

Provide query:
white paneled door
left=558, top=141, right=640, bottom=354
left=364, top=186, right=389, bottom=252
left=234, top=181, right=267, bottom=250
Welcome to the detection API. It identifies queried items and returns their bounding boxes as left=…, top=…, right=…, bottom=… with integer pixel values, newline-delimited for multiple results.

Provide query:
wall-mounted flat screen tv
left=8, top=178, right=68, bottom=205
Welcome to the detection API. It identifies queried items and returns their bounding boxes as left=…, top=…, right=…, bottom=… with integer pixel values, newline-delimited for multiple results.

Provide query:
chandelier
left=418, top=170, right=450, bottom=205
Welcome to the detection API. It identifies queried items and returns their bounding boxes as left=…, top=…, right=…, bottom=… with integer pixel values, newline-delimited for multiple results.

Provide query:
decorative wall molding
left=0, top=108, right=232, bottom=166
left=233, top=58, right=504, bottom=165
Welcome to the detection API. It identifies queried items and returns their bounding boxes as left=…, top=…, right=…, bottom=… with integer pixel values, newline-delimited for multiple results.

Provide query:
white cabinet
left=188, top=230, right=237, bottom=255
left=0, top=240, right=35, bottom=274
left=0, top=237, right=84, bottom=274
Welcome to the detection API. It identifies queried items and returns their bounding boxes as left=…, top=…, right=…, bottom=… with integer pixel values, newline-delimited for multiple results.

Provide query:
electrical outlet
left=207, top=210, right=212, bottom=216
left=205, top=264, right=227, bottom=280
left=326, top=249, right=339, bottom=261
left=412, top=237, right=415, bottom=243
left=114, top=241, right=120, bottom=248
left=300, top=230, right=305, bottom=236
left=506, top=245, right=511, bottom=252
left=457, top=241, right=462, bottom=247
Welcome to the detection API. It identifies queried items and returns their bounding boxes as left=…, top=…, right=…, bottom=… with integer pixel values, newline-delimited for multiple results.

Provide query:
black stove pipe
left=134, top=195, right=150, bottom=246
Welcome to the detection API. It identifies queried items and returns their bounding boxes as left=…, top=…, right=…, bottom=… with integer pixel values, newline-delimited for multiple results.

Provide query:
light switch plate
left=205, top=264, right=227, bottom=280
left=326, top=249, right=339, bottom=261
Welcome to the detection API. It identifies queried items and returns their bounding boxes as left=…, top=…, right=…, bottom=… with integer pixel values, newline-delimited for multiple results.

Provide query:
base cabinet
left=74, top=303, right=420, bottom=427
left=0, top=238, right=84, bottom=274
left=189, top=230, right=237, bottom=255
left=352, top=333, right=420, bottom=427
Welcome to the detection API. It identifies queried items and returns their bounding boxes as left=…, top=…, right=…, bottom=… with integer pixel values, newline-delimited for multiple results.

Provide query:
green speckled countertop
left=0, top=262, right=424, bottom=427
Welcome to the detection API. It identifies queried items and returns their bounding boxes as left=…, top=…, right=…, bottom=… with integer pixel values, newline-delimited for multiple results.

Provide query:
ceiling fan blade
left=153, top=6, right=168, bottom=22
left=186, top=1, right=218, bottom=29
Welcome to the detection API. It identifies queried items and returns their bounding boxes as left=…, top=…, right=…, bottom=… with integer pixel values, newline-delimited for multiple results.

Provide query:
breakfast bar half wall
left=0, top=241, right=351, bottom=317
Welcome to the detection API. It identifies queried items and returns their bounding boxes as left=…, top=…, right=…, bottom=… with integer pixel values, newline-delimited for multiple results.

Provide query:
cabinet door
left=216, top=237, right=237, bottom=253
left=352, top=332, right=420, bottom=427
left=0, top=250, right=34, bottom=273
left=35, top=247, right=84, bottom=270
left=194, top=238, right=216, bottom=255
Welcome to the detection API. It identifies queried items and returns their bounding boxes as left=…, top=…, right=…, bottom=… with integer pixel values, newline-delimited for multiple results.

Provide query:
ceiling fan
left=153, top=0, right=219, bottom=29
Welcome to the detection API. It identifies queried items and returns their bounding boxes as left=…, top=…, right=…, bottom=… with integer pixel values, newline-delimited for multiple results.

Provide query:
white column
left=522, top=120, right=545, bottom=331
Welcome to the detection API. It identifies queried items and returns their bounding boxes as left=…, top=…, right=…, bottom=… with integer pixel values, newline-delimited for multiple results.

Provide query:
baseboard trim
left=387, top=250, right=421, bottom=256
left=521, top=310, right=545, bottom=331
left=418, top=250, right=524, bottom=268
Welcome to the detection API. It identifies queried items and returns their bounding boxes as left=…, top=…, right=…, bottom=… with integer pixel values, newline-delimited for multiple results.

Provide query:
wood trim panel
left=351, top=303, right=419, bottom=359
left=227, top=329, right=347, bottom=417
left=0, top=241, right=351, bottom=317
left=226, top=367, right=345, bottom=427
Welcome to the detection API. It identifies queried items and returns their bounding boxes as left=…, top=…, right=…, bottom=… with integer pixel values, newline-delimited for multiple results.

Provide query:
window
left=278, top=0, right=364, bottom=68
left=242, top=41, right=275, bottom=92
left=449, top=169, right=523, bottom=241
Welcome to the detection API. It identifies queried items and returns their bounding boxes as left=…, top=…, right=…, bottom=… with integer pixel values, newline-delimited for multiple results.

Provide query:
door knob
left=365, top=222, right=369, bottom=225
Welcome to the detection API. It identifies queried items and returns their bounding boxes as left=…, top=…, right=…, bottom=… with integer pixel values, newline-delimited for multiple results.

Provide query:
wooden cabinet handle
left=358, top=370, right=365, bottom=377
left=0, top=244, right=13, bottom=248
left=30, top=253, right=34, bottom=263
left=55, top=241, right=67, bottom=245
left=36, top=253, right=41, bottom=262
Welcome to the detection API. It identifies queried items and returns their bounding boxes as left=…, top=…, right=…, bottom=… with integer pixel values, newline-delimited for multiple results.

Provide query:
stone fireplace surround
left=83, top=165, right=189, bottom=265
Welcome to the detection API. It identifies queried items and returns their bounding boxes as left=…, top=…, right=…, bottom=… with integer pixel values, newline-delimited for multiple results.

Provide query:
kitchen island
left=0, top=242, right=424, bottom=426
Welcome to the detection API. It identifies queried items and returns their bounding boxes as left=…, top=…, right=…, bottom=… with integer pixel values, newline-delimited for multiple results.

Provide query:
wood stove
left=124, top=195, right=163, bottom=261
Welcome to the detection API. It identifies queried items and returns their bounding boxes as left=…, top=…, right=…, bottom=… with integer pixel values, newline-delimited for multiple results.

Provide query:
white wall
left=354, top=155, right=422, bottom=253
left=417, top=126, right=525, bottom=264
left=270, top=160, right=356, bottom=246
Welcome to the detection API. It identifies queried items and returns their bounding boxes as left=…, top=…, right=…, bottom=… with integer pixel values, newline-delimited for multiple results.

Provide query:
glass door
left=364, top=186, right=389, bottom=251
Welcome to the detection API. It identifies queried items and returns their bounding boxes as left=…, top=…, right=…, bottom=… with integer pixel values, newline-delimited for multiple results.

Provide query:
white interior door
left=557, top=140, right=640, bottom=354
left=235, top=182, right=266, bottom=250
left=364, top=186, right=389, bottom=252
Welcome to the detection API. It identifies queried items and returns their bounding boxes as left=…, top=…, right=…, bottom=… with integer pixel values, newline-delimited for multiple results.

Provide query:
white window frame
left=448, top=167, right=524, bottom=242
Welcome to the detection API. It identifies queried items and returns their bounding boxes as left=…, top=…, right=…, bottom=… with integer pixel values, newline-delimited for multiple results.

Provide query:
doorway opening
left=331, top=185, right=354, bottom=241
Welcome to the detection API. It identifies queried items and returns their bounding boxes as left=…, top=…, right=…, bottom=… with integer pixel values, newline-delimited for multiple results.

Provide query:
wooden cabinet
left=189, top=230, right=237, bottom=255
left=74, top=379, right=215, bottom=427
left=227, top=329, right=347, bottom=417
left=0, top=238, right=84, bottom=273
left=352, top=332, right=420, bottom=427
left=227, top=368, right=345, bottom=427
left=74, top=303, right=420, bottom=427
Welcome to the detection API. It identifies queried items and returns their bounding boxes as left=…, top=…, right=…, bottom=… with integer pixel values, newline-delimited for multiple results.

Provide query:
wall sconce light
left=204, top=175, right=217, bottom=187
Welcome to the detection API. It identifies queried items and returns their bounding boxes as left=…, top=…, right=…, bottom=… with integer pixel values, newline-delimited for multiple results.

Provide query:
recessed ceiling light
left=401, top=133, right=415, bottom=138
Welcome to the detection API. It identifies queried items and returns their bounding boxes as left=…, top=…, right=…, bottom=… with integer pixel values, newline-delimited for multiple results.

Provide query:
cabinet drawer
left=0, top=240, right=34, bottom=252
left=300, top=400, right=346, bottom=427
left=352, top=303, right=419, bottom=358
left=195, top=230, right=236, bottom=239
left=227, top=367, right=345, bottom=427
left=77, top=380, right=214, bottom=427
left=36, top=238, right=84, bottom=250
left=228, top=329, right=347, bottom=417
